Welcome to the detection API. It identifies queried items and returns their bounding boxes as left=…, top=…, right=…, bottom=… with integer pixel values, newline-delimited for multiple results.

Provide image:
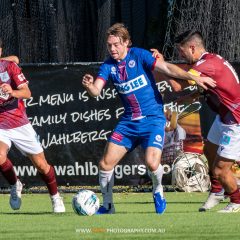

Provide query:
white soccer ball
left=72, top=190, right=100, bottom=216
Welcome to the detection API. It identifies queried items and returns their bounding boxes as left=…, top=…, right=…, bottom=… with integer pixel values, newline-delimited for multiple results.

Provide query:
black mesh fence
left=163, top=0, right=240, bottom=62
left=0, top=0, right=168, bottom=63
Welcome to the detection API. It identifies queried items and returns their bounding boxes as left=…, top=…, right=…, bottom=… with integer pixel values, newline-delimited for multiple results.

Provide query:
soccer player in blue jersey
left=82, top=23, right=215, bottom=214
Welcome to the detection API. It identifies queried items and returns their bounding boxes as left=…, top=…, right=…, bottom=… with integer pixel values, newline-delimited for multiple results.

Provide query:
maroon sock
left=209, top=172, right=222, bottom=193
left=39, top=165, right=58, bottom=196
left=0, top=158, right=17, bottom=185
left=225, top=189, right=240, bottom=204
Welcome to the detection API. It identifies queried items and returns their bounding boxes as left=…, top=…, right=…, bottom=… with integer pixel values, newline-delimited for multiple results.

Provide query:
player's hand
left=0, top=83, right=13, bottom=95
left=150, top=48, right=164, bottom=60
left=82, top=74, right=94, bottom=88
left=191, top=76, right=216, bottom=90
left=150, top=48, right=164, bottom=61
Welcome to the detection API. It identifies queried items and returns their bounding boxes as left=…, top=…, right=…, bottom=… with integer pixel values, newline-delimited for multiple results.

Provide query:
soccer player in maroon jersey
left=0, top=38, right=65, bottom=213
left=171, top=30, right=240, bottom=213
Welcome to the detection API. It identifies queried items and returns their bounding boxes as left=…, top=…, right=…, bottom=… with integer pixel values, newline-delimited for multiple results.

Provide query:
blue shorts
left=109, top=115, right=166, bottom=151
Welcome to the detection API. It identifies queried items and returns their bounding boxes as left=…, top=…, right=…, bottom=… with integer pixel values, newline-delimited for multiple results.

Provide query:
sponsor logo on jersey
left=114, top=74, right=147, bottom=94
left=128, top=60, right=135, bottom=68
left=0, top=87, right=10, bottom=100
left=0, top=71, right=10, bottom=82
left=111, top=66, right=117, bottom=74
left=18, top=73, right=26, bottom=82
left=220, top=135, right=231, bottom=145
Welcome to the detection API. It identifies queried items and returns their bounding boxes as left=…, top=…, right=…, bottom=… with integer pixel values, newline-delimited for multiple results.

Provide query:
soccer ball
left=72, top=189, right=99, bottom=216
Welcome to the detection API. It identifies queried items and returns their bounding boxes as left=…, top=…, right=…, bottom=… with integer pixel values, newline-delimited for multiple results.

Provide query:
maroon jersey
left=190, top=52, right=240, bottom=124
left=0, top=60, right=29, bottom=129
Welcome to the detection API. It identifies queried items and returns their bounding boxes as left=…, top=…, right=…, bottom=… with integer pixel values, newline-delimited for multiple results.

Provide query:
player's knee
left=0, top=152, right=7, bottom=165
left=212, top=167, right=225, bottom=180
left=37, top=163, right=50, bottom=175
left=29, top=152, right=50, bottom=173
left=99, top=159, right=114, bottom=171
left=146, top=160, right=159, bottom=172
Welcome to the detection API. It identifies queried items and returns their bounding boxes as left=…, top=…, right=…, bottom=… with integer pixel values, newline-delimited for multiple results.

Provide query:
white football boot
left=199, top=190, right=225, bottom=212
left=10, top=179, right=23, bottom=210
left=218, top=202, right=240, bottom=213
left=51, top=194, right=66, bottom=213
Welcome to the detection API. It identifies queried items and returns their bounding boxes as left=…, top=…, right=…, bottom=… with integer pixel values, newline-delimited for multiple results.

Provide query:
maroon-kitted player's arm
left=1, top=61, right=31, bottom=99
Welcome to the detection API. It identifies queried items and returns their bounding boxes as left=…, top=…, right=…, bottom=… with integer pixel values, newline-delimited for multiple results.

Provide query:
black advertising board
left=1, top=62, right=222, bottom=187
left=3, top=63, right=147, bottom=187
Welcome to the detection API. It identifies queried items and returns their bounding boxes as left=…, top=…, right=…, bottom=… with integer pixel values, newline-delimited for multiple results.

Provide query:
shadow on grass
left=115, top=201, right=203, bottom=205
left=0, top=211, right=53, bottom=215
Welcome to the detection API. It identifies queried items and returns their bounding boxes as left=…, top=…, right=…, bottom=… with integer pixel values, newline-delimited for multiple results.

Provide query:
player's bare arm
left=154, top=60, right=216, bottom=90
left=0, top=55, right=19, bottom=64
left=0, top=83, right=31, bottom=99
left=82, top=74, right=105, bottom=97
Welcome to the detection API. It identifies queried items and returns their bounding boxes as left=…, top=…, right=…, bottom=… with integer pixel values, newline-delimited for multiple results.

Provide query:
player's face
left=177, top=45, right=195, bottom=64
left=107, top=35, right=129, bottom=61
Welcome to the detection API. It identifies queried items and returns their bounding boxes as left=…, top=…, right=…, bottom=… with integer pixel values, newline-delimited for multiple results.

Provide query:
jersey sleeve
left=138, top=48, right=156, bottom=71
left=97, top=62, right=110, bottom=83
left=7, top=62, right=28, bottom=88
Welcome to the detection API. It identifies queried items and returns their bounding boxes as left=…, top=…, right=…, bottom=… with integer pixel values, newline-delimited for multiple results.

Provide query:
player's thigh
left=217, top=122, right=240, bottom=160
left=10, top=124, right=43, bottom=155
left=141, top=115, right=165, bottom=151
left=27, top=151, right=50, bottom=174
left=145, top=146, right=162, bottom=171
left=108, top=120, right=137, bottom=150
left=100, top=142, right=128, bottom=171
left=0, top=141, right=10, bottom=164
left=213, top=155, right=235, bottom=177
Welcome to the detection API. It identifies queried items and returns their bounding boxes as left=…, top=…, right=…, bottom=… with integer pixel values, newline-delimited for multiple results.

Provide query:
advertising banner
left=0, top=63, right=208, bottom=187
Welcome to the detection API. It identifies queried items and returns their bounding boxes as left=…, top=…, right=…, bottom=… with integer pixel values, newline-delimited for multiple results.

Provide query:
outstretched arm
left=154, top=60, right=216, bottom=90
left=82, top=74, right=105, bottom=97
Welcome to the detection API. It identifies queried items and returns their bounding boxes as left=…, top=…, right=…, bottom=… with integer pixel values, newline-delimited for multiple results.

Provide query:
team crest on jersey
left=111, top=66, right=117, bottom=74
left=114, top=74, right=147, bottom=94
left=0, top=71, right=10, bottom=82
left=0, top=87, right=10, bottom=100
left=128, top=60, right=135, bottom=68
left=155, top=135, right=162, bottom=142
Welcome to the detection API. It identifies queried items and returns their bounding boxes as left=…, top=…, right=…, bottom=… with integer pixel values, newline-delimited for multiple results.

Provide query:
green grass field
left=0, top=192, right=239, bottom=240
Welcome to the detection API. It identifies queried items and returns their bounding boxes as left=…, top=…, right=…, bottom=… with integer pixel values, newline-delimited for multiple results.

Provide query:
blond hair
left=106, top=23, right=132, bottom=47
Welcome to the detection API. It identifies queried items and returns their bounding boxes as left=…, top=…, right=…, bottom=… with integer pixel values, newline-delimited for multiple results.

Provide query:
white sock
left=150, top=164, right=164, bottom=196
left=99, top=169, right=114, bottom=209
